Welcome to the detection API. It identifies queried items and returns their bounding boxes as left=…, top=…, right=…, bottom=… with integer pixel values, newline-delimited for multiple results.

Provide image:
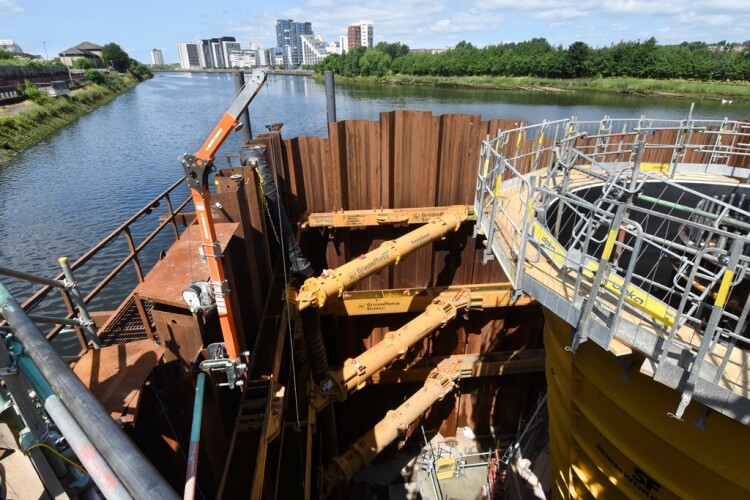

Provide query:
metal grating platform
left=99, top=297, right=159, bottom=347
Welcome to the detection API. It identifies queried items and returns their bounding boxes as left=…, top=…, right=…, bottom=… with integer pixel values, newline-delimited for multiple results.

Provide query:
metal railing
left=475, top=115, right=750, bottom=423
left=0, top=177, right=192, bottom=355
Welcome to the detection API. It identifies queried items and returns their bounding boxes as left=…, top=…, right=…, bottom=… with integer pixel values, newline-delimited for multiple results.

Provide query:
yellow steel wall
left=544, top=310, right=750, bottom=499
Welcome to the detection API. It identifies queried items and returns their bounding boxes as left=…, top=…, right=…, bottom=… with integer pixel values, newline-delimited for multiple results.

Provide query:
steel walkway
left=474, top=115, right=750, bottom=424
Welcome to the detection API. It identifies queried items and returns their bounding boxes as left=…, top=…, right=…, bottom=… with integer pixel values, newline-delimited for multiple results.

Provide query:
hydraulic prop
left=179, top=68, right=267, bottom=386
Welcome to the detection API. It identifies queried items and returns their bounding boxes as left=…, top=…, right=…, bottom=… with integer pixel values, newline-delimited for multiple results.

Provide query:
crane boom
left=179, top=69, right=267, bottom=363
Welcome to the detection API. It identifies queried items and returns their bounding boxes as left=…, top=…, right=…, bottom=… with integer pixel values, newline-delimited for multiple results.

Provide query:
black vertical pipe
left=324, top=71, right=336, bottom=124
left=233, top=71, right=252, bottom=141
left=0, top=281, right=178, bottom=499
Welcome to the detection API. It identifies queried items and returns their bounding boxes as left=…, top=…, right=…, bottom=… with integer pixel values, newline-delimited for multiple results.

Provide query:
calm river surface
left=1, top=72, right=749, bottom=317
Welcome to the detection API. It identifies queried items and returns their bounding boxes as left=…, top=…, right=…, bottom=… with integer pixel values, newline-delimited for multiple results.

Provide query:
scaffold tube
left=0, top=280, right=178, bottom=499
left=297, top=207, right=469, bottom=310
left=7, top=339, right=130, bottom=499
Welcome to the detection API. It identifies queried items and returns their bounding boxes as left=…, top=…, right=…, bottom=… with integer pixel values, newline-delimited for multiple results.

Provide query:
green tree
left=566, top=41, right=591, bottom=77
left=85, top=68, right=107, bottom=84
left=127, top=58, right=153, bottom=81
left=0, top=50, right=14, bottom=60
left=360, top=49, right=392, bottom=77
left=24, top=80, right=46, bottom=104
left=102, top=43, right=130, bottom=72
left=375, top=42, right=409, bottom=60
left=72, top=58, right=95, bottom=70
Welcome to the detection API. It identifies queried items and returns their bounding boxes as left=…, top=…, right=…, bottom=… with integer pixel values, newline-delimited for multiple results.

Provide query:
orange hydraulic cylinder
left=314, top=291, right=470, bottom=406
left=322, top=368, right=457, bottom=494
left=296, top=207, right=469, bottom=310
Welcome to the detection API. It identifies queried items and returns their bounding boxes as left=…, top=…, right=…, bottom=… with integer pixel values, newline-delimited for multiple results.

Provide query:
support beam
left=317, top=283, right=535, bottom=316
left=370, top=349, right=546, bottom=384
left=312, top=291, right=475, bottom=409
left=297, top=207, right=470, bottom=310
left=302, top=205, right=476, bottom=229
left=322, top=365, right=458, bottom=496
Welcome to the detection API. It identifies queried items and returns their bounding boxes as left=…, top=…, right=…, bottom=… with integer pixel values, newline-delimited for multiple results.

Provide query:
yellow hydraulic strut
left=321, top=364, right=459, bottom=496
left=297, top=206, right=470, bottom=310
left=311, top=290, right=476, bottom=410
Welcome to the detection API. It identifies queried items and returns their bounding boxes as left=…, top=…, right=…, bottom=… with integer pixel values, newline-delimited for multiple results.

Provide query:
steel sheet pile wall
left=279, top=111, right=543, bottom=438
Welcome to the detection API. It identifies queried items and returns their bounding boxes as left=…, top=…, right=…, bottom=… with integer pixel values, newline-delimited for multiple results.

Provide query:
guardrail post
left=58, top=257, right=101, bottom=349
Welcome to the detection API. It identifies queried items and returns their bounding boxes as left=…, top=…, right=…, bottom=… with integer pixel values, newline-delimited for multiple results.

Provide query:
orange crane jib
left=179, top=69, right=267, bottom=363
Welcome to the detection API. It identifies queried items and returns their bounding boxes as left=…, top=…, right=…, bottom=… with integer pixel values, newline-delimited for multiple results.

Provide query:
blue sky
left=2, top=0, right=749, bottom=64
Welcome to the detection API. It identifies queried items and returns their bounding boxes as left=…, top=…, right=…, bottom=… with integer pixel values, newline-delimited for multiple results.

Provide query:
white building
left=358, top=20, right=374, bottom=48
left=325, top=41, right=342, bottom=55
left=0, top=39, right=23, bottom=53
left=256, top=49, right=269, bottom=67
left=339, top=35, right=348, bottom=54
left=150, top=48, right=164, bottom=66
left=177, top=43, right=202, bottom=69
left=346, top=20, right=373, bottom=51
left=211, top=41, right=224, bottom=68
left=300, top=34, right=328, bottom=66
left=222, top=41, right=241, bottom=68
left=228, top=49, right=257, bottom=68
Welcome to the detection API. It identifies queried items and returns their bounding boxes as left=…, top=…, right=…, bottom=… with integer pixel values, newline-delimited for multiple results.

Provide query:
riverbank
left=324, top=74, right=750, bottom=102
left=0, top=75, right=142, bottom=167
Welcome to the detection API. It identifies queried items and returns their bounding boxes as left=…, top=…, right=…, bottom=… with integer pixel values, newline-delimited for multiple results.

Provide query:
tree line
left=1, top=42, right=152, bottom=81
left=315, top=38, right=750, bottom=81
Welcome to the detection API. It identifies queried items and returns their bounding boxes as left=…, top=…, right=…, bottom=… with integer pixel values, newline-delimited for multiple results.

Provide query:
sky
left=2, top=0, right=750, bottom=64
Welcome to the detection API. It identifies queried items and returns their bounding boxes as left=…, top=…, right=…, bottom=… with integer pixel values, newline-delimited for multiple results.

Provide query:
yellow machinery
left=297, top=207, right=469, bottom=310
left=322, top=365, right=459, bottom=496
left=311, top=290, right=475, bottom=409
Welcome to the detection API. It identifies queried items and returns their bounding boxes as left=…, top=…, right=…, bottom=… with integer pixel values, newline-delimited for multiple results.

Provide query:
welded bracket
left=180, top=153, right=211, bottom=191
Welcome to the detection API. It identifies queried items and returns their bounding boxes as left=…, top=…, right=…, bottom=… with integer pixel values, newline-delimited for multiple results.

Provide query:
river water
left=1, top=72, right=749, bottom=317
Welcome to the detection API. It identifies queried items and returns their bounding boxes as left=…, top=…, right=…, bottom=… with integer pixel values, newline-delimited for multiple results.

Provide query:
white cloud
left=0, top=0, right=22, bottom=15
left=533, top=9, right=587, bottom=22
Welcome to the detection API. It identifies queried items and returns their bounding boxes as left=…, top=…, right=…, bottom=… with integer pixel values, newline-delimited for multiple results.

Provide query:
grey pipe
left=324, top=71, right=336, bottom=124
left=59, top=257, right=101, bottom=349
left=0, top=280, right=177, bottom=499
left=45, top=396, right=131, bottom=499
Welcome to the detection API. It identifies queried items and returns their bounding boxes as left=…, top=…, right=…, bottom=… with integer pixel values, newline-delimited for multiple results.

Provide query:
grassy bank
left=0, top=76, right=141, bottom=167
left=328, top=74, right=750, bottom=101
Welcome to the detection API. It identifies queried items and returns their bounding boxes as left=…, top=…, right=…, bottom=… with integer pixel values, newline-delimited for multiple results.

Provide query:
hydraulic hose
left=240, top=145, right=312, bottom=280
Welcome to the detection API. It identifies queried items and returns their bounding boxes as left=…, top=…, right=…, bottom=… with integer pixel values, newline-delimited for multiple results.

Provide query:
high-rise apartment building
left=176, top=43, right=201, bottom=69
left=347, top=20, right=373, bottom=51
left=275, top=19, right=313, bottom=67
left=150, top=48, right=164, bottom=66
